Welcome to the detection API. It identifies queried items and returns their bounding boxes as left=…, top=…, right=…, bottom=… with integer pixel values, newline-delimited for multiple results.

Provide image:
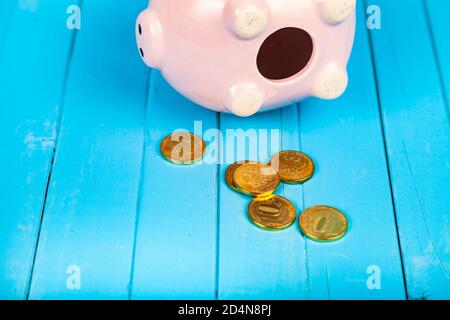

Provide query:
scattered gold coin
left=160, top=132, right=206, bottom=165
left=299, top=206, right=348, bottom=242
left=233, top=162, right=280, bottom=197
left=225, top=160, right=257, bottom=192
left=222, top=150, right=348, bottom=239
left=270, top=150, right=315, bottom=184
left=248, top=195, right=297, bottom=230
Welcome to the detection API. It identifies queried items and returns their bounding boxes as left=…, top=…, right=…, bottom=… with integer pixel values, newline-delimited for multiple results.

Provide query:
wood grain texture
left=425, top=0, right=450, bottom=115
left=129, top=73, right=219, bottom=299
left=27, top=0, right=149, bottom=299
left=218, top=108, right=309, bottom=299
left=369, top=0, right=450, bottom=299
left=0, top=0, right=77, bottom=299
left=298, top=2, right=406, bottom=299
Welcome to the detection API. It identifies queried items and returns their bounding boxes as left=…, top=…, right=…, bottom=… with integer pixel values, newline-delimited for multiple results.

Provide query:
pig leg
left=224, top=83, right=265, bottom=117
left=224, top=0, right=269, bottom=40
left=313, top=63, right=348, bottom=100
left=316, top=0, right=356, bottom=25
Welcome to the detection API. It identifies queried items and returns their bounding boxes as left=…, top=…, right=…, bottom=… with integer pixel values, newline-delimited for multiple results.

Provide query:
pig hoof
left=318, top=0, right=356, bottom=25
left=224, top=1, right=268, bottom=40
left=235, top=5, right=268, bottom=39
left=313, top=64, right=348, bottom=99
left=225, top=84, right=264, bottom=117
left=136, top=9, right=164, bottom=69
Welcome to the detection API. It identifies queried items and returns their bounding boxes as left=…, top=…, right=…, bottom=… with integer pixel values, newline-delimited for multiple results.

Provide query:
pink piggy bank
left=136, top=0, right=356, bottom=117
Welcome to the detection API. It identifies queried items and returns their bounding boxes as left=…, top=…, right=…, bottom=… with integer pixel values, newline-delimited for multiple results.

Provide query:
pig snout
left=135, top=9, right=164, bottom=69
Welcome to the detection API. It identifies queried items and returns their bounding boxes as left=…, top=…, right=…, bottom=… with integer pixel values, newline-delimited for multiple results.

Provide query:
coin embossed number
left=299, top=206, right=348, bottom=242
left=248, top=195, right=296, bottom=230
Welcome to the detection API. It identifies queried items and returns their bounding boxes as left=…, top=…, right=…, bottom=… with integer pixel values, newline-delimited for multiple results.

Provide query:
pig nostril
left=139, top=48, right=144, bottom=58
left=138, top=24, right=142, bottom=35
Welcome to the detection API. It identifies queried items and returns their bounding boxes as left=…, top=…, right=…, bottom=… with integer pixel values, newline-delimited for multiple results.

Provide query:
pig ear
left=316, top=0, right=356, bottom=25
left=223, top=0, right=269, bottom=40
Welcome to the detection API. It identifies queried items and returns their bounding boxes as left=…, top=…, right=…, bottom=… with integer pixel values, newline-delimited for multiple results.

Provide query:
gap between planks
left=363, top=0, right=409, bottom=299
left=25, top=0, right=84, bottom=298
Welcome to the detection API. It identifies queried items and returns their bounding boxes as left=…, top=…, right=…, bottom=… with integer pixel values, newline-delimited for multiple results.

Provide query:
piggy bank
left=136, top=0, right=356, bottom=117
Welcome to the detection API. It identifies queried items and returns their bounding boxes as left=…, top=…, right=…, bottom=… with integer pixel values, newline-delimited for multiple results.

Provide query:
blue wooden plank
left=0, top=1, right=76, bottom=299
left=370, top=0, right=450, bottom=299
left=129, top=73, right=219, bottom=299
left=27, top=0, right=148, bottom=299
left=426, top=0, right=450, bottom=114
left=299, top=1, right=405, bottom=299
left=218, top=0, right=406, bottom=299
left=218, top=107, right=309, bottom=299
left=0, top=0, right=15, bottom=55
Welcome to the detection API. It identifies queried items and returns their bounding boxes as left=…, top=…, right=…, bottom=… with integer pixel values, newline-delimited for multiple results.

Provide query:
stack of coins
left=160, top=132, right=348, bottom=242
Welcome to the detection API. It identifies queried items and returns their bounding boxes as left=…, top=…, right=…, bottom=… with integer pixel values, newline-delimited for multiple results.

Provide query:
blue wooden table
left=0, top=0, right=449, bottom=300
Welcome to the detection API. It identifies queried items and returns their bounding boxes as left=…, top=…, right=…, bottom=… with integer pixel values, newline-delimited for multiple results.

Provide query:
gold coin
left=299, top=206, right=348, bottom=242
left=160, top=132, right=206, bottom=165
left=269, top=151, right=315, bottom=184
left=225, top=160, right=257, bottom=192
left=248, top=195, right=297, bottom=230
left=233, top=162, right=280, bottom=196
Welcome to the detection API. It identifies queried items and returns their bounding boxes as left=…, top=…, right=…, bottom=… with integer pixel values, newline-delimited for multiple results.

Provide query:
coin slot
left=138, top=24, right=142, bottom=35
left=257, top=27, right=313, bottom=81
